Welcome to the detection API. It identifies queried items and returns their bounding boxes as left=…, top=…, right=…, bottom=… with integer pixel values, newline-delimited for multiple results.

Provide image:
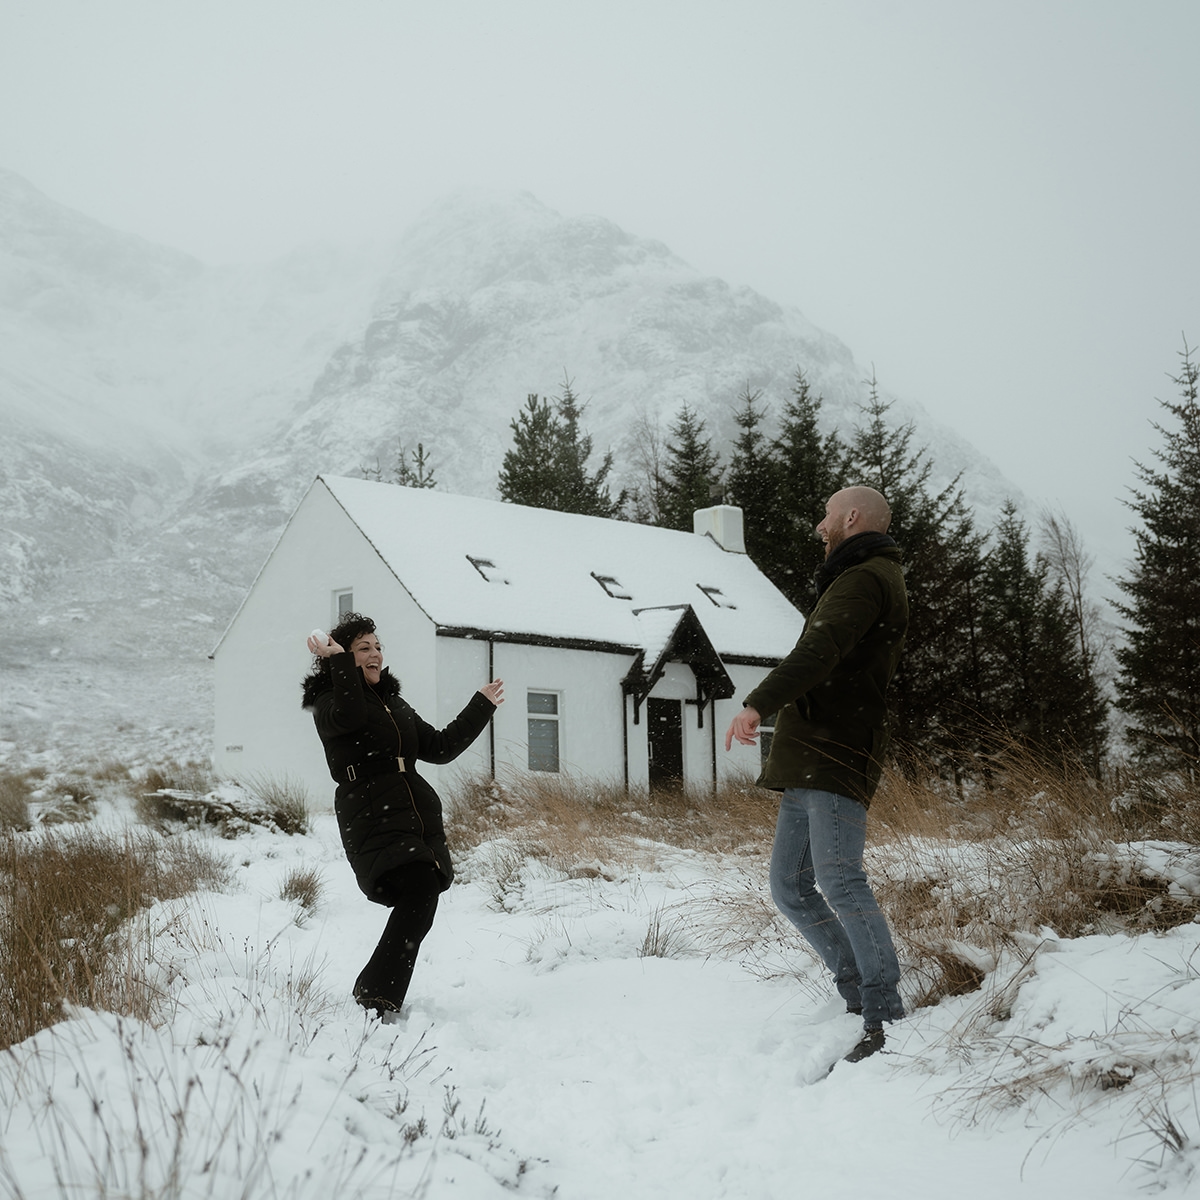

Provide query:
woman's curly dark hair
left=301, top=612, right=398, bottom=707
left=326, top=611, right=376, bottom=662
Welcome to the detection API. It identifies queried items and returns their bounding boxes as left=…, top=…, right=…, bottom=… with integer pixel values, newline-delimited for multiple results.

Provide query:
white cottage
left=211, top=475, right=806, bottom=806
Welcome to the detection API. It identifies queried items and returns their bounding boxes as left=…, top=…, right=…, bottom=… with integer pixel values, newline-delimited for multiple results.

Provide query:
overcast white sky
left=2, top=0, right=1197, bottom=579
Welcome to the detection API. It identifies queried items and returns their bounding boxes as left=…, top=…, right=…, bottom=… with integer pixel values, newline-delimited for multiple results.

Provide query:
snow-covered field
left=3, top=800, right=1199, bottom=1199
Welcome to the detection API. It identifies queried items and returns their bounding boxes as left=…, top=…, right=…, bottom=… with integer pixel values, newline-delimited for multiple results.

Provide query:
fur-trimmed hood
left=301, top=664, right=400, bottom=709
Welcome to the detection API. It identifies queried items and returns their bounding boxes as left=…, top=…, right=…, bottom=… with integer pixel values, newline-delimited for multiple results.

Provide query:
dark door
left=647, top=698, right=684, bottom=790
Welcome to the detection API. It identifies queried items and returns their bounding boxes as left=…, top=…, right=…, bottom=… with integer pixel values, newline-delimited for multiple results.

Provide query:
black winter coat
left=303, top=654, right=494, bottom=903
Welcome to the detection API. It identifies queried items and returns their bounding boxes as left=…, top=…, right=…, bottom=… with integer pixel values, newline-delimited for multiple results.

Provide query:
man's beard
left=823, top=529, right=847, bottom=559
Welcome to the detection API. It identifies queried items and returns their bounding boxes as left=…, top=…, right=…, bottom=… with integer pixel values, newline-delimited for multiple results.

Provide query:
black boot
left=843, top=1025, right=885, bottom=1063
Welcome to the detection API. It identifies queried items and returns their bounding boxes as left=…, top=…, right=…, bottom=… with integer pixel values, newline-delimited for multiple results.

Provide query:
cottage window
left=527, top=691, right=561, bottom=772
left=591, top=573, right=632, bottom=600
left=467, top=555, right=510, bottom=584
left=333, top=589, right=354, bottom=622
left=697, top=584, right=736, bottom=609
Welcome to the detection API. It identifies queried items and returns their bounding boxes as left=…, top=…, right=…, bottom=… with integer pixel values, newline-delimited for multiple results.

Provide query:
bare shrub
left=279, top=865, right=324, bottom=915
left=0, top=827, right=230, bottom=1049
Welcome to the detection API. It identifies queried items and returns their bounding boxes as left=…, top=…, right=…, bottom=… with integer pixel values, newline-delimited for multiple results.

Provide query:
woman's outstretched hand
left=307, top=631, right=345, bottom=657
left=479, top=678, right=505, bottom=706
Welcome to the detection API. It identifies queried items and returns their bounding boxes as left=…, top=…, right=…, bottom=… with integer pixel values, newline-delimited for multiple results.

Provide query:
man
left=726, top=485, right=908, bottom=1063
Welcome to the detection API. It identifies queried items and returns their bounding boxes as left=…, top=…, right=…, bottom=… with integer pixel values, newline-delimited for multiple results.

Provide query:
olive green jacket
left=745, top=542, right=908, bottom=805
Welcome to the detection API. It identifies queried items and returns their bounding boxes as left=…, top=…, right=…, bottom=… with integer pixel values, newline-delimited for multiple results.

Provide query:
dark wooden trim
left=437, top=626, right=637, bottom=656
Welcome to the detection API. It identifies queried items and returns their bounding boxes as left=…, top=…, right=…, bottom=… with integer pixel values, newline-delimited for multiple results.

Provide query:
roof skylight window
left=592, top=573, right=633, bottom=600
left=697, top=584, right=736, bottom=609
left=467, top=555, right=510, bottom=584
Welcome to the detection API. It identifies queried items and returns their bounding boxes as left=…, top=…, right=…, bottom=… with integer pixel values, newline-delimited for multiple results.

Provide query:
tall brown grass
left=447, top=746, right=1200, bottom=1010
left=0, top=770, right=33, bottom=832
left=0, top=827, right=230, bottom=1049
left=449, top=769, right=775, bottom=870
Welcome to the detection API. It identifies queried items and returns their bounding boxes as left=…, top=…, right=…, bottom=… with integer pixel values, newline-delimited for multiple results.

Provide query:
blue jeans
left=769, top=787, right=904, bottom=1027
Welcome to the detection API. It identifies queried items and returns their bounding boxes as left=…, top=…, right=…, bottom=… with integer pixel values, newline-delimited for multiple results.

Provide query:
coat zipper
left=368, top=686, right=425, bottom=838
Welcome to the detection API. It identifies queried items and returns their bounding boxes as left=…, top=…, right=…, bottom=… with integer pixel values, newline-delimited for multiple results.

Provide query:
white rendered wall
left=427, top=633, right=493, bottom=798
left=713, top=662, right=781, bottom=786
left=479, top=642, right=636, bottom=787
left=212, top=482, right=437, bottom=809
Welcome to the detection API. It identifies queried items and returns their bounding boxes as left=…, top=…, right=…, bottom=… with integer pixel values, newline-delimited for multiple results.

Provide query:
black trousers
left=353, top=863, right=442, bottom=1014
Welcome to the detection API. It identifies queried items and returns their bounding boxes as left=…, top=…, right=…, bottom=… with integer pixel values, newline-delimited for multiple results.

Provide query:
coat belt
left=345, top=756, right=406, bottom=783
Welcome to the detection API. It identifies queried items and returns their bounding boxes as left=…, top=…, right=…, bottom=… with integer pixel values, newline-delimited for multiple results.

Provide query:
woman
left=302, top=612, right=503, bottom=1019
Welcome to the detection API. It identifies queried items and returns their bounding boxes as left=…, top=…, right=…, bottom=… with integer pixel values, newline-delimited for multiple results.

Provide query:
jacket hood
left=301, top=664, right=401, bottom=709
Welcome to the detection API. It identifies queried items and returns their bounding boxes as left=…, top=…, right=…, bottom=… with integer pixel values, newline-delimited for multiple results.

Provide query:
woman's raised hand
left=479, top=678, right=505, bottom=706
left=307, top=630, right=345, bottom=657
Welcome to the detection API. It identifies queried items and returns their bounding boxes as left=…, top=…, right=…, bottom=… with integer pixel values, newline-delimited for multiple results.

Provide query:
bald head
left=816, top=486, right=892, bottom=558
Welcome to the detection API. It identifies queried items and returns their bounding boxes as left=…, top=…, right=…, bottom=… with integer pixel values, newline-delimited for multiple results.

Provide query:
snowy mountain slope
left=203, top=189, right=1015, bottom=520
left=0, top=170, right=388, bottom=603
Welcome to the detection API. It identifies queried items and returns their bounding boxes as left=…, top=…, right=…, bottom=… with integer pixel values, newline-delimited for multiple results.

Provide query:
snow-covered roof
left=318, top=475, right=804, bottom=662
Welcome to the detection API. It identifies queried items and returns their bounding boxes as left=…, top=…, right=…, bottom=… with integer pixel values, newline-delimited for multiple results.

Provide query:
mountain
left=0, top=172, right=1015, bottom=771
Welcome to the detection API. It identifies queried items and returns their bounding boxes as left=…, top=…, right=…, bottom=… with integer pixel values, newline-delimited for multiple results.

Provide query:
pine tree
left=846, top=373, right=979, bottom=754
left=552, top=377, right=626, bottom=518
left=1039, top=508, right=1109, bottom=774
left=978, top=502, right=1104, bottom=763
left=726, top=385, right=788, bottom=589
left=1115, top=340, right=1200, bottom=769
left=497, top=380, right=625, bottom=517
left=657, top=404, right=723, bottom=531
left=358, top=440, right=437, bottom=488
left=498, top=394, right=563, bottom=509
left=771, top=370, right=848, bottom=612
left=394, top=442, right=437, bottom=488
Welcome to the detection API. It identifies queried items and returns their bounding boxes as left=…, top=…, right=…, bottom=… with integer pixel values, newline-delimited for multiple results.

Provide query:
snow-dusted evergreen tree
left=770, top=370, right=847, bottom=612
left=498, top=380, right=624, bottom=517
left=358, top=440, right=437, bottom=488
left=978, top=502, right=1106, bottom=764
left=656, top=404, right=723, bottom=531
left=498, top=394, right=563, bottom=509
left=846, top=374, right=979, bottom=756
left=394, top=442, right=437, bottom=489
left=1039, top=507, right=1109, bottom=774
left=726, top=385, right=788, bottom=589
left=1115, top=340, right=1200, bottom=769
left=552, top=377, right=625, bottom=518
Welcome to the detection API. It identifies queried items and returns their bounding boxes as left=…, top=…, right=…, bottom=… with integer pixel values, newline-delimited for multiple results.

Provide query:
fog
left=2, top=0, right=1197, bottom=575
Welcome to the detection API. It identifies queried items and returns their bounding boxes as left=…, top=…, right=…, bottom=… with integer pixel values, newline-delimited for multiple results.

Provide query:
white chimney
left=693, top=505, right=746, bottom=553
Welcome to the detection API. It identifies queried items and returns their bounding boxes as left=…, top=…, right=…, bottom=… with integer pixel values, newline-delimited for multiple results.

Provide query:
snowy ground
left=3, top=806, right=1200, bottom=1199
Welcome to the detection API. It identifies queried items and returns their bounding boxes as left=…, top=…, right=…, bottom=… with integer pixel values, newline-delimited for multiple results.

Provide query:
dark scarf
left=813, top=531, right=899, bottom=599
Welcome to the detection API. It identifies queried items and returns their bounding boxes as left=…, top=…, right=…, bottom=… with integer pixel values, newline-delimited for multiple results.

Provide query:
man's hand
left=725, top=706, right=762, bottom=751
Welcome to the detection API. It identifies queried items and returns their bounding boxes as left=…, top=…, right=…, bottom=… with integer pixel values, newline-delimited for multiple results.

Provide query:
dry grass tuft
left=135, top=761, right=216, bottom=827
left=279, top=865, right=324, bottom=916
left=245, top=774, right=311, bottom=836
left=0, top=827, right=231, bottom=1049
